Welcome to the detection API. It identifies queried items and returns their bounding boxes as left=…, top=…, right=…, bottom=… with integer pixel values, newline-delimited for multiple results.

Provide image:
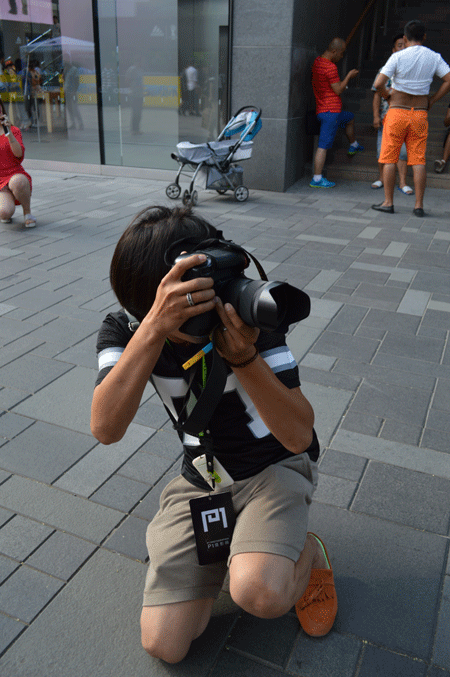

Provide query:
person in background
left=310, top=37, right=363, bottom=188
left=371, top=34, right=413, bottom=195
left=372, top=20, right=450, bottom=216
left=0, top=101, right=36, bottom=228
left=433, top=104, right=450, bottom=173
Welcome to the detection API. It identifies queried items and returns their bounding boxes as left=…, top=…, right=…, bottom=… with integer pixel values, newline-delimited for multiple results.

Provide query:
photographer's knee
left=230, top=575, right=289, bottom=619
left=141, top=633, right=190, bottom=664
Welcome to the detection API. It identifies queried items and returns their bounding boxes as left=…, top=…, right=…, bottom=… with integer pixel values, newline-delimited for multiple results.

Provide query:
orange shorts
left=379, top=107, right=428, bottom=166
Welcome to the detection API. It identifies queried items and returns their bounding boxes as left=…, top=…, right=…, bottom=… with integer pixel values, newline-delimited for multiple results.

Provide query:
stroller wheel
left=191, top=190, right=198, bottom=206
left=166, top=183, right=181, bottom=199
left=182, top=190, right=190, bottom=206
left=234, top=186, right=249, bottom=202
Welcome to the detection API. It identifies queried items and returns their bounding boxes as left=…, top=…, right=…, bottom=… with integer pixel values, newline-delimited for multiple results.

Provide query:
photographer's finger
left=223, top=302, right=259, bottom=342
left=170, top=253, right=207, bottom=278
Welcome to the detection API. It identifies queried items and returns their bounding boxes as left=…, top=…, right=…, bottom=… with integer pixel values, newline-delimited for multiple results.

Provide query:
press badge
left=190, top=492, right=236, bottom=565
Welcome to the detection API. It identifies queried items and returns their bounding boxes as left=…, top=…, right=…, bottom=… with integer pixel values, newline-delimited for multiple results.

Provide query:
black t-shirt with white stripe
left=95, top=311, right=319, bottom=489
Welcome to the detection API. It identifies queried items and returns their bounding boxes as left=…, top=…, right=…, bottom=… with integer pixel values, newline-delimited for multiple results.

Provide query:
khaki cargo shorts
left=143, top=453, right=318, bottom=607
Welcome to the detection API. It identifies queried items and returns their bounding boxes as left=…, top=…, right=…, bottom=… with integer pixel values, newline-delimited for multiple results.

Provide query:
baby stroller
left=166, top=105, right=262, bottom=205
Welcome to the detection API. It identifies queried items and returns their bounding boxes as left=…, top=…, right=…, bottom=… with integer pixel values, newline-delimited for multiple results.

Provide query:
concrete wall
left=231, top=0, right=366, bottom=191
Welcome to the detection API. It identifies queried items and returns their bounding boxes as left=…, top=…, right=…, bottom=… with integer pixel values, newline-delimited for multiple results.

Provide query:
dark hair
left=392, top=33, right=404, bottom=46
left=404, top=20, right=426, bottom=42
left=110, top=205, right=219, bottom=322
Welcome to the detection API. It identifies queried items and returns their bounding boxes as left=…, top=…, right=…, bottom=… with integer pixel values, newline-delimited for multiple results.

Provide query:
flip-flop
left=398, top=185, right=414, bottom=195
left=434, top=159, right=446, bottom=173
left=24, top=214, right=37, bottom=229
left=371, top=180, right=383, bottom=189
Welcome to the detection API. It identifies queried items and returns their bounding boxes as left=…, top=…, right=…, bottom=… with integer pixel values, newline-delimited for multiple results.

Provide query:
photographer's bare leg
left=141, top=598, right=214, bottom=664
left=229, top=534, right=325, bottom=618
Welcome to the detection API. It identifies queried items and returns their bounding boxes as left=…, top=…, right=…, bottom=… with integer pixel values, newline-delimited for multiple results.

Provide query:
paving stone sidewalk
left=0, top=170, right=449, bottom=677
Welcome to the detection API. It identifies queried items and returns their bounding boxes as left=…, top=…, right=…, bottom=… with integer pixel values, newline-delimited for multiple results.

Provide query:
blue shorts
left=317, top=111, right=354, bottom=149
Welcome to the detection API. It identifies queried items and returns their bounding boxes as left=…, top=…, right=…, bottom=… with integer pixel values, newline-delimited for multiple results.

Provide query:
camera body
left=175, top=242, right=310, bottom=338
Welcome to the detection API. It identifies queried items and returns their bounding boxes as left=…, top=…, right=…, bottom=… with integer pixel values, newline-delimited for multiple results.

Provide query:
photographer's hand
left=214, top=297, right=259, bottom=364
left=144, top=254, right=216, bottom=341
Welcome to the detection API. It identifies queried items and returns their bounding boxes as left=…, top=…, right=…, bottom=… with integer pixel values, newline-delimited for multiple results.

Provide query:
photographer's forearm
left=91, top=329, right=165, bottom=444
left=233, top=357, right=314, bottom=453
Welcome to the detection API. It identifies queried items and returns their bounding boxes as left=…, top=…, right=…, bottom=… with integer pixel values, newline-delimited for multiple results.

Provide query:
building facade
left=1, top=0, right=360, bottom=191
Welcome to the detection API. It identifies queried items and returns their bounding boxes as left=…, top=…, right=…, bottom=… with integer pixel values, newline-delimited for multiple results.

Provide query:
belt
left=390, top=105, right=428, bottom=111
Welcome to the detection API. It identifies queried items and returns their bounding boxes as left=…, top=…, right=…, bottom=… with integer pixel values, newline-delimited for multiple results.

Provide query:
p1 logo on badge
left=201, top=507, right=228, bottom=532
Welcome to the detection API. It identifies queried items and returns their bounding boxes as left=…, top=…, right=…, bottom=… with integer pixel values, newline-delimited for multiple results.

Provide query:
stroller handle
left=233, top=105, right=262, bottom=121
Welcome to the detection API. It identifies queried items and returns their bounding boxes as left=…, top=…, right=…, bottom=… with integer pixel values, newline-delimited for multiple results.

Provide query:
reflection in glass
left=0, top=0, right=229, bottom=171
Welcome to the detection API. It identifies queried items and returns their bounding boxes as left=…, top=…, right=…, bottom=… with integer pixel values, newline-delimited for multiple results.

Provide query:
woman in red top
left=0, top=101, right=36, bottom=228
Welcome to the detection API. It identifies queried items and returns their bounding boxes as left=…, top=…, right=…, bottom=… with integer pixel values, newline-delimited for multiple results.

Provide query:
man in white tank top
left=371, top=20, right=450, bottom=217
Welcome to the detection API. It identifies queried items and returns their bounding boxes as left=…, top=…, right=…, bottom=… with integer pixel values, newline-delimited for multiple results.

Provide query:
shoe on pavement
left=24, top=214, right=37, bottom=228
left=434, top=159, right=446, bottom=173
left=309, top=177, right=336, bottom=188
left=295, top=533, right=338, bottom=637
left=371, top=179, right=383, bottom=189
left=413, top=207, right=425, bottom=217
left=348, top=143, right=364, bottom=156
left=371, top=203, right=394, bottom=213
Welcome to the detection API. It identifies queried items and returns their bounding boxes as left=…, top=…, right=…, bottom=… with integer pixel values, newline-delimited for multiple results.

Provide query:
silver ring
left=186, top=292, right=195, bottom=307
left=222, top=327, right=227, bottom=331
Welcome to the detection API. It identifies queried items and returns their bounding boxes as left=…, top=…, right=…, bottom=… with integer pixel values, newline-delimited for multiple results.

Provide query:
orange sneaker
left=295, top=533, right=337, bottom=637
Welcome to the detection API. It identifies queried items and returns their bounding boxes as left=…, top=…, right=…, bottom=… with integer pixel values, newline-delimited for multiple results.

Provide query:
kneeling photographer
left=90, top=205, right=337, bottom=664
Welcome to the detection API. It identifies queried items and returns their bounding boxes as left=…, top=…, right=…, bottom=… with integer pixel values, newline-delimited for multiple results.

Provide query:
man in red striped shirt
left=310, top=38, right=362, bottom=188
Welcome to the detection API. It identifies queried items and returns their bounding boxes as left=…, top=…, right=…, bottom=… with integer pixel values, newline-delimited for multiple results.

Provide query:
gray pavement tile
left=326, top=305, right=368, bottom=334
left=348, top=379, right=431, bottom=427
left=0, top=316, right=41, bottom=345
left=0, top=422, right=96, bottom=483
left=90, top=474, right=150, bottom=512
left=300, top=353, right=337, bottom=371
left=0, top=476, right=123, bottom=543
left=15, top=316, right=99, bottom=349
left=131, top=462, right=182, bottom=521
left=139, top=429, right=182, bottom=462
left=319, top=450, right=367, bottom=482
left=53, top=334, right=98, bottom=369
left=54, top=425, right=153, bottom=497
left=0, top=565, right=64, bottom=623
left=103, top=515, right=149, bottom=562
left=0, top=336, right=46, bottom=370
left=0, top=287, right=72, bottom=313
left=133, top=400, right=171, bottom=429
left=0, top=355, right=73, bottom=394
left=311, top=332, right=379, bottom=363
left=300, top=383, right=353, bottom=449
left=361, top=307, right=421, bottom=334
left=433, top=379, right=450, bottom=412
left=421, top=427, right=450, bottom=454
left=309, top=503, right=447, bottom=660
left=352, top=462, right=450, bottom=534
left=0, top=547, right=235, bottom=677
left=313, top=474, right=357, bottom=508
left=0, top=515, right=53, bottom=561
left=411, top=271, right=450, bottom=296
left=425, top=408, right=450, bottom=434
left=429, top=668, right=450, bottom=677
left=12, top=365, right=99, bottom=436
left=380, top=332, right=444, bottom=364
left=432, top=576, right=450, bottom=671
left=0, top=554, right=19, bottom=583
left=380, top=419, right=422, bottom=446
left=118, top=452, right=175, bottom=487
left=357, top=645, right=427, bottom=676
left=26, top=531, right=97, bottom=581
left=372, top=352, right=450, bottom=381
left=0, top=614, right=26, bottom=656
left=226, top=612, right=299, bottom=666
left=287, top=631, right=362, bottom=677
left=0, top=506, right=13, bottom=526
left=297, top=365, right=360, bottom=391
left=0, top=411, right=34, bottom=439
left=340, top=410, right=383, bottom=436
left=209, top=650, right=285, bottom=677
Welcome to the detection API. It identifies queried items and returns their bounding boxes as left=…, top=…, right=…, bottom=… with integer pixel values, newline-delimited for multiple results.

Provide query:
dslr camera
left=170, top=239, right=311, bottom=338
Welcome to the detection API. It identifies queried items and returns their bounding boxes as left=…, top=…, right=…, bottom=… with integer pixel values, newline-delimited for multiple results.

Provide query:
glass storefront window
left=0, top=0, right=229, bottom=170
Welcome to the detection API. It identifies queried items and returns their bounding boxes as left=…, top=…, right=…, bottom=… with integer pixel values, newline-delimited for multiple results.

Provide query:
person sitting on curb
left=310, top=37, right=363, bottom=188
left=371, top=33, right=413, bottom=195
left=434, top=103, right=450, bottom=173
left=0, top=101, right=36, bottom=228
left=372, top=20, right=450, bottom=217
